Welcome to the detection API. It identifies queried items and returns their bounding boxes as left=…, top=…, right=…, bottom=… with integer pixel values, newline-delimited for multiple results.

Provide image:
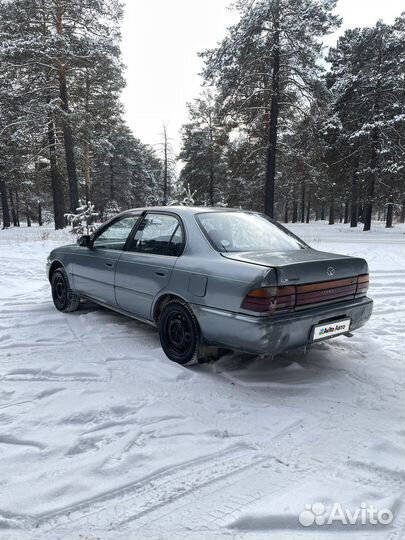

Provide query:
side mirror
left=77, top=235, right=92, bottom=247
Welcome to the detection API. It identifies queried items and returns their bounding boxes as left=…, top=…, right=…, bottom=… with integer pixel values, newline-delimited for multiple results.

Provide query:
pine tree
left=0, top=0, right=160, bottom=229
left=91, top=122, right=161, bottom=212
left=179, top=91, right=228, bottom=206
left=158, top=125, right=176, bottom=205
left=327, top=20, right=405, bottom=230
left=201, top=0, right=340, bottom=217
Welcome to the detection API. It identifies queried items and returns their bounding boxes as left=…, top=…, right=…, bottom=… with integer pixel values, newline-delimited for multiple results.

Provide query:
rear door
left=115, top=212, right=184, bottom=320
left=73, top=214, right=140, bottom=305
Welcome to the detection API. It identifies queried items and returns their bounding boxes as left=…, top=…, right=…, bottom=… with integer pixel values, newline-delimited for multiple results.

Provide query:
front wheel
left=158, top=300, right=200, bottom=365
left=51, top=268, right=80, bottom=313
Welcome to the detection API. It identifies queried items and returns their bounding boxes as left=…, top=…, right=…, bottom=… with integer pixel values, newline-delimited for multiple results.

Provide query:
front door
left=73, top=214, right=140, bottom=305
left=115, top=212, right=184, bottom=320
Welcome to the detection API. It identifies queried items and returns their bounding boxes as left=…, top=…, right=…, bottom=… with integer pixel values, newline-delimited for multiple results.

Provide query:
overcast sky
left=121, top=0, right=405, bottom=152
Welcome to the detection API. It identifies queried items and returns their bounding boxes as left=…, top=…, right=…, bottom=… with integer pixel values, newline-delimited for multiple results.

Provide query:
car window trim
left=123, top=210, right=147, bottom=251
left=168, top=223, right=180, bottom=245
left=124, top=210, right=186, bottom=257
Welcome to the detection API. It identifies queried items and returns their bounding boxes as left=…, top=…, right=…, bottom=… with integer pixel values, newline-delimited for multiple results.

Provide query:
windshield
left=196, top=212, right=307, bottom=253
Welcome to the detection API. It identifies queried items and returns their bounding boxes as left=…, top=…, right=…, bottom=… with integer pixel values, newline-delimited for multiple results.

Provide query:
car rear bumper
left=192, top=296, right=373, bottom=355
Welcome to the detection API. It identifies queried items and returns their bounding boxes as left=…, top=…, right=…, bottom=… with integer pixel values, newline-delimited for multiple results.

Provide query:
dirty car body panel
left=47, top=206, right=373, bottom=358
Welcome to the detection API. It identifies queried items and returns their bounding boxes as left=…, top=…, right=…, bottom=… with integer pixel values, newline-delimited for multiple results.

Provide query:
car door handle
left=105, top=262, right=113, bottom=268
left=155, top=270, right=167, bottom=277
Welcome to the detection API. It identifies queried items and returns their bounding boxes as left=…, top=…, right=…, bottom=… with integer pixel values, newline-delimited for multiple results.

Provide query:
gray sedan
left=47, top=207, right=373, bottom=364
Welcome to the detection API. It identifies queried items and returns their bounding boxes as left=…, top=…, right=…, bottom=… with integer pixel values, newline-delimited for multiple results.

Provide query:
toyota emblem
left=327, top=267, right=335, bottom=277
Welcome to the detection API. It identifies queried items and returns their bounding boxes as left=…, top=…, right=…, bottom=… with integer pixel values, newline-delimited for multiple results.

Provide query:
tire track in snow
left=2, top=368, right=104, bottom=383
left=157, top=458, right=405, bottom=539
left=115, top=454, right=302, bottom=535
left=0, top=435, right=45, bottom=451
left=37, top=444, right=262, bottom=533
left=369, top=268, right=405, bottom=322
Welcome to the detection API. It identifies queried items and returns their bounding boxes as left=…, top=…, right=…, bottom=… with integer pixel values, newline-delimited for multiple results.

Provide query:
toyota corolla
left=47, top=207, right=373, bottom=364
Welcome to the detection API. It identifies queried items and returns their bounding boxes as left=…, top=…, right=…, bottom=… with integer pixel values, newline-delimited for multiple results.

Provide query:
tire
left=158, top=299, right=200, bottom=365
left=51, top=268, right=80, bottom=313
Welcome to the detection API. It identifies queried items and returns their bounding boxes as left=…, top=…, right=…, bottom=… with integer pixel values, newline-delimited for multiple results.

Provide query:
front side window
left=128, top=213, right=184, bottom=256
left=93, top=215, right=140, bottom=250
left=196, top=212, right=307, bottom=253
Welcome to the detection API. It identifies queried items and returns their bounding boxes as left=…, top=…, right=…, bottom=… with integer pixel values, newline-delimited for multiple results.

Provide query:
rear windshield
left=196, top=212, right=307, bottom=253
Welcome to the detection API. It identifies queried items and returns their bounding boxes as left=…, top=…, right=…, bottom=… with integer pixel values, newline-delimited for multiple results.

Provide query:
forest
left=1, top=0, right=404, bottom=231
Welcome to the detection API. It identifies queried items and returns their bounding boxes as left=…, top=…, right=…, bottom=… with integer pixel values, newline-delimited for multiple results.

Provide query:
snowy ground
left=0, top=221, right=404, bottom=540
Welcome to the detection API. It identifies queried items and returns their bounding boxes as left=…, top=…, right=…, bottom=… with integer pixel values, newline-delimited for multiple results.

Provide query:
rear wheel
left=51, top=268, right=80, bottom=313
left=158, top=300, right=200, bottom=365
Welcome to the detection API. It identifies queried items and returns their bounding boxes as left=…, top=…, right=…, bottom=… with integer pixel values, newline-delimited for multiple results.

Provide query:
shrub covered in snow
left=65, top=201, right=99, bottom=235
left=168, top=184, right=197, bottom=207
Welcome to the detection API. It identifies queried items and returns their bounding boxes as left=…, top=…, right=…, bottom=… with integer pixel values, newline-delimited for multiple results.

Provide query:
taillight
left=356, top=274, right=369, bottom=297
left=242, top=275, right=369, bottom=313
left=241, top=286, right=296, bottom=314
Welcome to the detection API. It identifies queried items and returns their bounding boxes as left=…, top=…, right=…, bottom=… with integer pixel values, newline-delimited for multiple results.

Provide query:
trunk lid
left=221, top=248, right=368, bottom=286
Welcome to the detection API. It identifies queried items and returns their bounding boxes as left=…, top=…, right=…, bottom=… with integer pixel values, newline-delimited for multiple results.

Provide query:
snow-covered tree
left=327, top=19, right=405, bottom=229
left=179, top=91, right=228, bottom=206
left=200, top=0, right=340, bottom=217
left=65, top=200, right=99, bottom=235
left=91, top=122, right=162, bottom=212
left=157, top=124, right=177, bottom=205
left=103, top=200, right=122, bottom=221
left=168, top=184, right=197, bottom=207
left=0, top=0, right=161, bottom=230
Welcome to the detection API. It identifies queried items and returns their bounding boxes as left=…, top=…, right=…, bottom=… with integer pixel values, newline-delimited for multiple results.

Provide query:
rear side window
left=196, top=212, right=306, bottom=252
left=127, top=213, right=184, bottom=256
